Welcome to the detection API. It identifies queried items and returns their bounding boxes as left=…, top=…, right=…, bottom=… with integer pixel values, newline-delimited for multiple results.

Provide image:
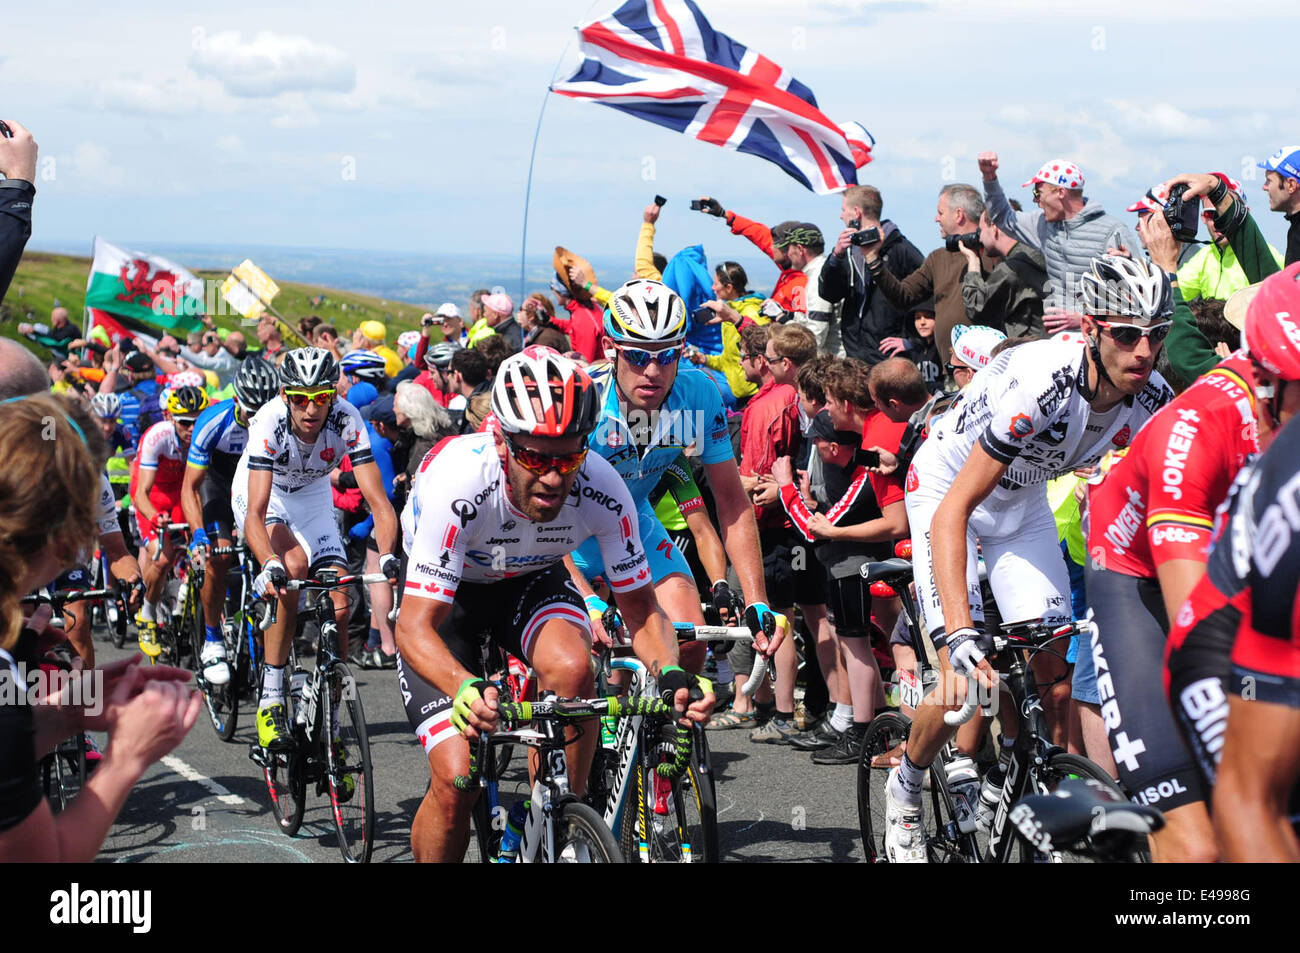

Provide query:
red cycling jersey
left=1087, top=352, right=1258, bottom=578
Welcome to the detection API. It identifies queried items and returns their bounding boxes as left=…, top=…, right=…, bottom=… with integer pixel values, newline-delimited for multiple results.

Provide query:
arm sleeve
left=414, top=334, right=429, bottom=368
left=1164, top=289, right=1219, bottom=384
left=137, top=426, right=162, bottom=470
left=726, top=211, right=777, bottom=263
left=0, top=180, right=35, bottom=303
left=779, top=483, right=818, bottom=543
left=591, top=479, right=650, bottom=594
left=246, top=409, right=280, bottom=472
left=870, top=252, right=935, bottom=311
left=663, top=454, right=705, bottom=516
left=592, top=285, right=613, bottom=307
left=402, top=476, right=468, bottom=605
left=1143, top=407, right=1232, bottom=567
left=961, top=268, right=993, bottom=323
left=635, top=222, right=662, bottom=280
left=1222, top=201, right=1281, bottom=285
left=977, top=366, right=1054, bottom=465
left=342, top=404, right=375, bottom=468
left=696, top=376, right=735, bottom=465
left=818, top=253, right=848, bottom=304
left=983, top=177, right=1041, bottom=249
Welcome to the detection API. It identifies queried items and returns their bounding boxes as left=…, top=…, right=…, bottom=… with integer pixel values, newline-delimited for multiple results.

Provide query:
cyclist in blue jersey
left=180, top=357, right=279, bottom=684
left=569, top=278, right=783, bottom=664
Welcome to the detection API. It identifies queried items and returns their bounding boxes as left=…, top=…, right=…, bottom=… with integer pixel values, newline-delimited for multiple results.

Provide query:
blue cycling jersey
left=186, top=399, right=249, bottom=481
left=585, top=364, right=733, bottom=506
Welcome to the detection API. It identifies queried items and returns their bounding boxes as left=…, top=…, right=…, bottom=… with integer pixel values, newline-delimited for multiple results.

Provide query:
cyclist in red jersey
left=130, top=386, right=208, bottom=656
left=1088, top=262, right=1300, bottom=860
left=1163, top=263, right=1300, bottom=861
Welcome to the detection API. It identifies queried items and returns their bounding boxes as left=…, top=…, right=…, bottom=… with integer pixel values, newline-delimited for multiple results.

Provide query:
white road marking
left=160, top=754, right=245, bottom=805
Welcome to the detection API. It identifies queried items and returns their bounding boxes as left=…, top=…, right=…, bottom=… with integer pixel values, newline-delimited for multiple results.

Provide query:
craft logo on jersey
left=117, top=258, right=180, bottom=314
left=1008, top=413, right=1034, bottom=439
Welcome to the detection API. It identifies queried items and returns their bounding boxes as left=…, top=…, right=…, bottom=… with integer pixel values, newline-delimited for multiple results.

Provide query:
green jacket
left=1165, top=198, right=1282, bottom=385
left=1176, top=240, right=1284, bottom=302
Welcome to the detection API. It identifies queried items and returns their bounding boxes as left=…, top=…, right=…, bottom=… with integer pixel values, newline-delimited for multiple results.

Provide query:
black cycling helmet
left=166, top=385, right=208, bottom=419
left=279, top=347, right=339, bottom=390
left=233, top=357, right=279, bottom=413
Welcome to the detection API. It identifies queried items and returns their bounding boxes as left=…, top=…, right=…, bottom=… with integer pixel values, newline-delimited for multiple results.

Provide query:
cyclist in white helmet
left=570, top=278, right=785, bottom=672
left=884, top=254, right=1176, bottom=862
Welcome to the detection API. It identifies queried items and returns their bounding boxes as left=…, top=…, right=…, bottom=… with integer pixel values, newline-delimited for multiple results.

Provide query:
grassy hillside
left=1, top=251, right=434, bottom=358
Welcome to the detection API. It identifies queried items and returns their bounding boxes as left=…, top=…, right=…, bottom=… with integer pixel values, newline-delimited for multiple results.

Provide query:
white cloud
left=94, top=77, right=200, bottom=115
left=190, top=31, right=355, bottom=98
left=1106, top=100, right=1214, bottom=140
left=67, top=141, right=125, bottom=188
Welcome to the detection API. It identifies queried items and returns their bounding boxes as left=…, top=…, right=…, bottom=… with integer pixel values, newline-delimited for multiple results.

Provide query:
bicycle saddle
left=860, top=558, right=913, bottom=584
left=1014, top=778, right=1164, bottom=850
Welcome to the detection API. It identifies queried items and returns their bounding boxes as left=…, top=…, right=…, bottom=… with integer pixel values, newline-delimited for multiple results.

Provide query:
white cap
left=434, top=302, right=461, bottom=320
left=950, top=324, right=1006, bottom=369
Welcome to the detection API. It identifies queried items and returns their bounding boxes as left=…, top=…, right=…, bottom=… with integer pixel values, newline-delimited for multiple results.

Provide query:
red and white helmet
left=1126, top=183, right=1171, bottom=214
left=491, top=346, right=601, bottom=438
left=1244, top=262, right=1300, bottom=381
left=1023, top=159, right=1084, bottom=191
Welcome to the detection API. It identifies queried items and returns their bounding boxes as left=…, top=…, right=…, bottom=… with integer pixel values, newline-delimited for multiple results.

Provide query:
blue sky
left=5, top=0, right=1296, bottom=281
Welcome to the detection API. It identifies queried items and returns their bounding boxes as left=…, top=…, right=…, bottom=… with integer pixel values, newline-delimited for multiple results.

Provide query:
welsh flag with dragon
left=84, top=236, right=205, bottom=333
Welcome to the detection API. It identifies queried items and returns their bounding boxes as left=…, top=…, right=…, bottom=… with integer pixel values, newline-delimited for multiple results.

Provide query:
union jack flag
left=552, top=0, right=872, bottom=194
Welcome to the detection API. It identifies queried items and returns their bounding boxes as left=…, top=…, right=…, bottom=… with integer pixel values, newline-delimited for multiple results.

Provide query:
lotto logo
left=906, top=465, right=919, bottom=493
left=1152, top=525, right=1200, bottom=547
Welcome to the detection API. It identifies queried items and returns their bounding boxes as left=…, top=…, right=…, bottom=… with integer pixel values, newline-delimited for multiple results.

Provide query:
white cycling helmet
left=603, top=278, right=688, bottom=346
left=90, top=392, right=122, bottom=420
left=280, top=347, right=340, bottom=390
left=1079, top=255, right=1173, bottom=326
left=491, top=346, right=601, bottom=439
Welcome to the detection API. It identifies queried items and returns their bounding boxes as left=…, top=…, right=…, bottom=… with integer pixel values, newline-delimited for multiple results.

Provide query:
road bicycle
left=1011, top=777, right=1163, bottom=862
left=193, top=539, right=266, bottom=742
left=249, top=569, right=386, bottom=863
left=459, top=693, right=688, bottom=863
left=855, top=557, right=1147, bottom=863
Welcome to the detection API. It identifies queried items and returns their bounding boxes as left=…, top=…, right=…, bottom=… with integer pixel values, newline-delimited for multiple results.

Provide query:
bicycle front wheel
left=264, top=744, right=306, bottom=837
left=1021, top=753, right=1149, bottom=863
left=324, top=664, right=375, bottom=863
left=547, top=801, right=624, bottom=863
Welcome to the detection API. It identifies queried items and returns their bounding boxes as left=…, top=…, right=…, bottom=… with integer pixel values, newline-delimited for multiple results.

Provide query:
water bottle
left=290, top=669, right=308, bottom=725
left=976, top=744, right=1013, bottom=833
left=297, top=675, right=317, bottom=729
left=497, top=799, right=530, bottom=863
left=944, top=755, right=981, bottom=834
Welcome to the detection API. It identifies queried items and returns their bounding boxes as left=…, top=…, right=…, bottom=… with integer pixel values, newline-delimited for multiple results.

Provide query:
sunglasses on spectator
left=284, top=389, right=336, bottom=407
left=945, top=362, right=973, bottom=375
left=506, top=436, right=588, bottom=476
left=1096, top=320, right=1172, bottom=347
left=617, top=345, right=682, bottom=368
left=742, top=352, right=765, bottom=362
left=765, top=352, right=788, bottom=364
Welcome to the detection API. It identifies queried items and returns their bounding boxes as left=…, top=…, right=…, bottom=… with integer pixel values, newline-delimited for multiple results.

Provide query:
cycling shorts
left=572, top=500, right=693, bottom=587
left=1086, top=564, right=1207, bottom=812
left=51, top=565, right=93, bottom=592
left=826, top=573, right=872, bottom=638
left=199, top=471, right=236, bottom=542
left=906, top=480, right=1071, bottom=650
left=397, top=563, right=590, bottom=754
left=232, top=480, right=345, bottom=576
left=136, top=489, right=186, bottom=546
left=760, top=527, right=827, bottom=609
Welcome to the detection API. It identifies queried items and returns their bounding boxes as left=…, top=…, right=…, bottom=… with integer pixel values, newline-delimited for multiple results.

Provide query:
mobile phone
left=690, top=199, right=704, bottom=211
left=855, top=448, right=881, bottom=468
left=0, top=120, right=11, bottom=139
left=654, top=194, right=667, bottom=207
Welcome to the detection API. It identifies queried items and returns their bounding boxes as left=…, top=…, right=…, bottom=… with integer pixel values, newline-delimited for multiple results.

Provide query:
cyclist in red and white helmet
left=395, top=345, right=713, bottom=862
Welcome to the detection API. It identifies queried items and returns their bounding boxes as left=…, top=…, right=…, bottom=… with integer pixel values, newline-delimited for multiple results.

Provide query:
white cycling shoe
left=885, top=767, right=929, bottom=863
left=200, top=641, right=231, bottom=686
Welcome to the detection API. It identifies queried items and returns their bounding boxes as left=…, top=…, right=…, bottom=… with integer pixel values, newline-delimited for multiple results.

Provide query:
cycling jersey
left=1088, top=352, right=1258, bottom=578
left=649, top=454, right=706, bottom=533
left=134, top=420, right=188, bottom=495
left=187, top=398, right=249, bottom=483
left=916, top=338, right=1174, bottom=504
left=402, top=431, right=649, bottom=603
left=239, top=396, right=373, bottom=494
left=585, top=364, right=734, bottom=505
left=1166, top=423, right=1300, bottom=788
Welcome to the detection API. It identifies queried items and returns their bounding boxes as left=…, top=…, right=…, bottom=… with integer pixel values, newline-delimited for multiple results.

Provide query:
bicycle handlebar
left=256, top=572, right=393, bottom=629
left=21, top=588, right=119, bottom=609
left=943, top=678, right=993, bottom=726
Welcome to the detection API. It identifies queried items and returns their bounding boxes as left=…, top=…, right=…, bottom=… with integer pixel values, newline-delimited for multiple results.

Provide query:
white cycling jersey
left=236, top=395, right=373, bottom=495
left=913, top=338, right=1173, bottom=502
left=402, top=431, right=649, bottom=604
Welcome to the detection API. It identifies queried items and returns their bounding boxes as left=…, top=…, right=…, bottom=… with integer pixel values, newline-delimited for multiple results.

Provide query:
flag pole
left=519, top=3, right=602, bottom=303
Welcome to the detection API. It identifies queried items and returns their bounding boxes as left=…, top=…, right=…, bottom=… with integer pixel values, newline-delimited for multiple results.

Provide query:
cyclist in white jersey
left=232, top=347, right=399, bottom=751
left=884, top=255, right=1177, bottom=862
left=395, top=348, right=714, bottom=862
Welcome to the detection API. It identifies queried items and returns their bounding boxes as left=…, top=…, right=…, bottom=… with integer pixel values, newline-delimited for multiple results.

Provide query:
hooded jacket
left=662, top=244, right=723, bottom=355
left=818, top=222, right=924, bottom=366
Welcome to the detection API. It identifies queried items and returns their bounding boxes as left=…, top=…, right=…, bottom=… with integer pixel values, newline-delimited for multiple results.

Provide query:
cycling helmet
left=491, top=346, right=600, bottom=439
left=280, top=347, right=340, bottom=390
left=339, top=348, right=388, bottom=383
left=166, top=385, right=209, bottom=418
left=1079, top=255, right=1173, bottom=326
left=90, top=392, right=122, bottom=420
left=233, top=357, right=279, bottom=413
left=425, top=341, right=462, bottom=370
left=603, top=278, right=688, bottom=346
left=1244, top=262, right=1300, bottom=381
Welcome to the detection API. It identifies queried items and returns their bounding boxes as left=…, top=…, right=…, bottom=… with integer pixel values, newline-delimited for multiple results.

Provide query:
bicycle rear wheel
left=263, top=733, right=306, bottom=837
left=1021, top=753, right=1150, bottom=863
left=548, top=801, right=623, bottom=863
left=324, top=664, right=375, bottom=863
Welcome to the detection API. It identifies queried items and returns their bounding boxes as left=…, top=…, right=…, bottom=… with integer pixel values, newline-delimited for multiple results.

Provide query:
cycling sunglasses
left=617, top=345, right=682, bottom=368
left=284, top=388, right=336, bottom=407
left=506, top=436, right=588, bottom=476
left=1096, top=320, right=1172, bottom=347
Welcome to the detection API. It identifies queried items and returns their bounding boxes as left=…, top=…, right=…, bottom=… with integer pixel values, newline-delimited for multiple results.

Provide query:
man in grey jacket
left=180, top=329, right=240, bottom=388
left=978, top=152, right=1136, bottom=332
